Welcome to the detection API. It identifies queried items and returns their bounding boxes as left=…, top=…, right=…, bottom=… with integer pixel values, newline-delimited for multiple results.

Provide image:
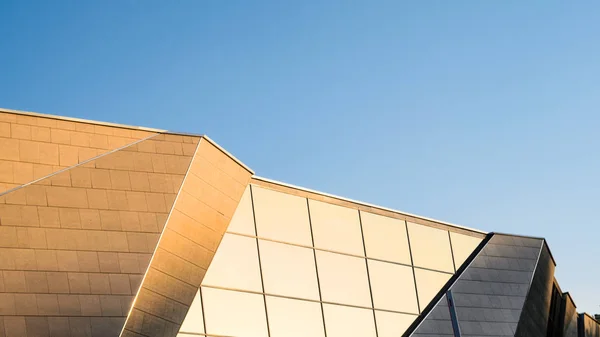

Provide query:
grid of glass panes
left=178, top=185, right=482, bottom=337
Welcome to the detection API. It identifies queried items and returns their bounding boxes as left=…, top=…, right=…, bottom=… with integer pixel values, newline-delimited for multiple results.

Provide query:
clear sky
left=2, top=1, right=599, bottom=313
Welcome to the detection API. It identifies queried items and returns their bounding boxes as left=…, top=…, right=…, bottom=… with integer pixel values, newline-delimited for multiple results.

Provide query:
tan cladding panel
left=0, top=111, right=171, bottom=194
left=0, top=134, right=198, bottom=337
left=123, top=137, right=253, bottom=337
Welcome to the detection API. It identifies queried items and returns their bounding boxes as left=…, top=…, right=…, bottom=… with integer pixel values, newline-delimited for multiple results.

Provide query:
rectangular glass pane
left=316, top=250, right=371, bottom=307
left=252, top=186, right=312, bottom=246
left=361, top=212, right=411, bottom=264
left=414, top=268, right=451, bottom=311
left=407, top=222, right=454, bottom=273
left=266, top=296, right=325, bottom=337
left=202, top=287, right=268, bottom=337
left=309, top=199, right=364, bottom=256
left=375, top=310, right=417, bottom=337
left=449, top=232, right=482, bottom=269
left=323, top=303, right=376, bottom=337
left=259, top=240, right=320, bottom=300
left=179, top=290, right=204, bottom=334
left=368, top=260, right=418, bottom=313
left=201, top=233, right=263, bottom=292
left=226, top=186, right=256, bottom=236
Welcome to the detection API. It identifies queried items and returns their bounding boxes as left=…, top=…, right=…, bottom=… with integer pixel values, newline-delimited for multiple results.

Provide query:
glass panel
left=316, top=250, right=371, bottom=307
left=375, top=310, right=417, bottom=337
left=361, top=212, right=411, bottom=264
left=368, top=260, right=418, bottom=313
left=407, top=222, right=454, bottom=273
left=449, top=232, right=482, bottom=269
left=252, top=185, right=312, bottom=246
left=202, top=287, right=268, bottom=337
left=259, top=240, right=320, bottom=300
left=226, top=186, right=255, bottom=236
left=414, top=268, right=451, bottom=311
left=323, top=303, right=377, bottom=337
left=179, top=290, right=204, bottom=334
left=201, top=234, right=262, bottom=292
left=309, top=199, right=364, bottom=256
left=266, top=296, right=325, bottom=337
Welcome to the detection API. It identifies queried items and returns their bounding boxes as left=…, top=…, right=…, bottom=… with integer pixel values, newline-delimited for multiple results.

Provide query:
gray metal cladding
left=513, top=243, right=554, bottom=337
left=412, top=295, right=454, bottom=336
left=452, top=235, right=542, bottom=337
left=408, top=233, right=544, bottom=337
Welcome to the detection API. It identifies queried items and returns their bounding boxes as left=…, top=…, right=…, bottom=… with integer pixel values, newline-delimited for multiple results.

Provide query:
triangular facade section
left=177, top=181, right=486, bottom=337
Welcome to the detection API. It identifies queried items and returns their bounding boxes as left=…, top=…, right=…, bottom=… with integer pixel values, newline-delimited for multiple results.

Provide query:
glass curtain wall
left=177, top=185, right=482, bottom=337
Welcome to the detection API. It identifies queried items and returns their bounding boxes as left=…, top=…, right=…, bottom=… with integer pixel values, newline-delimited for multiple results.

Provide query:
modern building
left=0, top=107, right=598, bottom=337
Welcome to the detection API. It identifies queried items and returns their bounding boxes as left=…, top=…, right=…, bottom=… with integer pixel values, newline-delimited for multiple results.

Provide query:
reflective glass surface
left=252, top=186, right=312, bottom=246
left=202, top=287, right=269, bottom=337
left=316, top=250, right=371, bottom=307
left=309, top=199, right=364, bottom=256
left=361, top=211, right=411, bottom=264
left=368, top=260, right=418, bottom=313
left=201, top=233, right=262, bottom=292
left=323, top=303, right=377, bottom=337
left=266, top=296, right=325, bottom=337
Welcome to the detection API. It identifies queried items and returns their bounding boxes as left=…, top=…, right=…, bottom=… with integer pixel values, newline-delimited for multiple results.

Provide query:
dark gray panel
left=453, top=236, right=542, bottom=337
left=514, top=243, right=554, bottom=337
left=488, top=235, right=543, bottom=248
left=562, top=294, right=578, bottom=337
left=408, top=234, right=543, bottom=337
left=412, top=295, right=455, bottom=337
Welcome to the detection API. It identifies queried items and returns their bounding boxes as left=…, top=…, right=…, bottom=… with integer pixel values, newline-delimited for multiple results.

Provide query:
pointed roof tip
left=200, top=135, right=254, bottom=175
left=0, top=107, right=253, bottom=173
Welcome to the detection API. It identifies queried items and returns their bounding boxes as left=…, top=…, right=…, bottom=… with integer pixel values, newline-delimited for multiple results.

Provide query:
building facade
left=0, top=107, right=598, bottom=337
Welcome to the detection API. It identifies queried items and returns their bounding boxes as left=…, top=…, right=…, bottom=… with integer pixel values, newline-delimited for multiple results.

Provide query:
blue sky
left=2, top=1, right=599, bottom=313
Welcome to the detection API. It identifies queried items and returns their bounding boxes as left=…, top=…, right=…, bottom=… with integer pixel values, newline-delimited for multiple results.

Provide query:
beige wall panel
left=178, top=290, right=204, bottom=334
left=122, top=137, right=253, bottom=337
left=202, top=287, right=268, bottom=337
left=259, top=239, right=320, bottom=300
left=323, top=303, right=377, bottom=337
left=315, top=250, right=371, bottom=307
left=225, top=186, right=255, bottom=236
left=252, top=185, right=312, bottom=246
left=449, top=232, right=482, bottom=269
left=309, top=199, right=364, bottom=256
left=266, top=296, right=325, bottom=337
left=0, top=111, right=160, bottom=194
left=0, top=133, right=198, bottom=337
left=407, top=222, right=454, bottom=273
left=361, top=211, right=411, bottom=265
left=368, top=260, right=418, bottom=313
left=201, top=234, right=263, bottom=292
left=375, top=310, right=417, bottom=337
left=414, top=268, right=451, bottom=311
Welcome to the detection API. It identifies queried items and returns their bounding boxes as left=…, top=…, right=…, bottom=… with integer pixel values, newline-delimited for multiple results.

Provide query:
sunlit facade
left=178, top=184, right=482, bottom=337
left=0, top=107, right=598, bottom=337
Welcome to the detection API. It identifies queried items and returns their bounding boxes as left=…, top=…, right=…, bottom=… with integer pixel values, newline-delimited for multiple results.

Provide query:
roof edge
left=485, top=232, right=557, bottom=267
left=562, top=292, right=577, bottom=308
left=201, top=135, right=254, bottom=174
left=0, top=106, right=196, bottom=135
left=582, top=312, right=600, bottom=324
left=251, top=175, right=487, bottom=235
